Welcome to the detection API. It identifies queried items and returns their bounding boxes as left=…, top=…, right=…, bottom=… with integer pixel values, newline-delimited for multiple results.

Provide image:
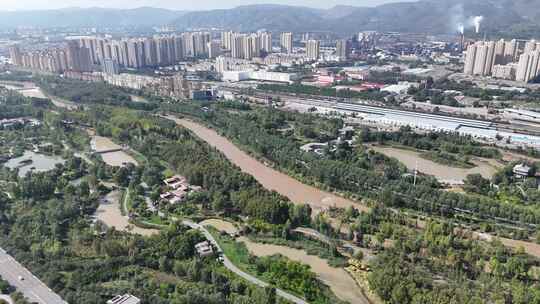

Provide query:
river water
left=239, top=236, right=369, bottom=304
left=164, top=116, right=366, bottom=213
left=201, top=218, right=368, bottom=304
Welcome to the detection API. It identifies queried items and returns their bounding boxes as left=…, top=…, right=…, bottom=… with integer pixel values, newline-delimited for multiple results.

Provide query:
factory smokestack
left=473, top=16, right=483, bottom=33
left=458, top=24, right=465, bottom=35
left=457, top=24, right=465, bottom=52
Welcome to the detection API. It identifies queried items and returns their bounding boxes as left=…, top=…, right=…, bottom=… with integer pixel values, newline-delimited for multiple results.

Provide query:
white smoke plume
left=473, top=16, right=484, bottom=33
left=449, top=4, right=485, bottom=34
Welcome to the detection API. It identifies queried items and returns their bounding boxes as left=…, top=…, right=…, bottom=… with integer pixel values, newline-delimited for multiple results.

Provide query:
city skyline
left=0, top=0, right=416, bottom=11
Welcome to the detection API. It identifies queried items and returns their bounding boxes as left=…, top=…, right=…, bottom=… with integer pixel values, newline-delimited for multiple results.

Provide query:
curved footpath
left=182, top=220, right=309, bottom=304
left=162, top=115, right=366, bottom=213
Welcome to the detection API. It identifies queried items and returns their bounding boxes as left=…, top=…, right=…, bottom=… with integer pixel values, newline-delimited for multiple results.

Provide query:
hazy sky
left=1, top=0, right=414, bottom=11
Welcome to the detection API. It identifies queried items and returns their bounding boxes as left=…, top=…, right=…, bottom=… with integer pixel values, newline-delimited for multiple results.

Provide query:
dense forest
left=69, top=107, right=311, bottom=226
left=354, top=206, right=540, bottom=304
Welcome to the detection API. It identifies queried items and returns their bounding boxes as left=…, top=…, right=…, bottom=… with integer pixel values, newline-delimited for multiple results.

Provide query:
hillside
left=173, top=5, right=325, bottom=32
left=0, top=1, right=539, bottom=37
left=171, top=1, right=540, bottom=36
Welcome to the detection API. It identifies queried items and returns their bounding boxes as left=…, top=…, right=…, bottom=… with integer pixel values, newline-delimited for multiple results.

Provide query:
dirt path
left=239, top=237, right=369, bottom=304
left=95, top=190, right=159, bottom=236
left=164, top=116, right=365, bottom=214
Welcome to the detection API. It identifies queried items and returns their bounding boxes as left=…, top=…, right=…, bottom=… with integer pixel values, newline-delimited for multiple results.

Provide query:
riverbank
left=163, top=115, right=365, bottom=214
left=165, top=115, right=540, bottom=260
left=201, top=214, right=370, bottom=304
left=239, top=236, right=370, bottom=304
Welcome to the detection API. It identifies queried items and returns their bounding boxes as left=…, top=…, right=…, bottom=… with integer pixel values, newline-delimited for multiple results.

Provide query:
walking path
left=93, top=191, right=306, bottom=303
left=182, top=220, right=309, bottom=304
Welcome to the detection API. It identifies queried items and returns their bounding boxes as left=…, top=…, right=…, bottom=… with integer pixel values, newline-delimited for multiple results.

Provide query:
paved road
left=0, top=248, right=67, bottom=304
left=182, top=220, right=309, bottom=304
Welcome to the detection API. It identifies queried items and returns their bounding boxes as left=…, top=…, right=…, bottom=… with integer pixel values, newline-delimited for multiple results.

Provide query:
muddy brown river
left=239, top=237, right=369, bottom=304
left=165, top=116, right=366, bottom=213
left=166, top=116, right=540, bottom=263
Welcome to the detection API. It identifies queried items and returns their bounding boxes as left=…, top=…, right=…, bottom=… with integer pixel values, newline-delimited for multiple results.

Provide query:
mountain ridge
left=0, top=1, right=539, bottom=38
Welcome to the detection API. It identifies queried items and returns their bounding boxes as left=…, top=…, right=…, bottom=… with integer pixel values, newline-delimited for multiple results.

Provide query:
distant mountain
left=0, top=7, right=186, bottom=28
left=171, top=1, right=540, bottom=37
left=2, top=1, right=540, bottom=37
left=171, top=5, right=325, bottom=32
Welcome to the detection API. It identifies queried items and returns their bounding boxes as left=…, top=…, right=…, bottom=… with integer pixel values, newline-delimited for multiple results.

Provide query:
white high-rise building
left=182, top=32, right=195, bottom=57
left=259, top=32, right=272, bottom=53
left=231, top=34, right=245, bottom=59
left=221, top=31, right=233, bottom=50
left=473, top=43, right=488, bottom=75
left=192, top=32, right=210, bottom=57
left=336, top=39, right=351, bottom=60
left=516, top=50, right=540, bottom=83
left=494, top=39, right=506, bottom=65
left=247, top=34, right=261, bottom=59
left=504, top=39, right=519, bottom=64
left=144, top=38, right=158, bottom=66
left=305, top=39, right=320, bottom=61
left=516, top=50, right=540, bottom=82
left=524, top=40, right=537, bottom=54
left=484, top=41, right=496, bottom=75
left=208, top=41, right=221, bottom=59
left=243, top=36, right=254, bottom=60
left=464, top=44, right=477, bottom=75
left=280, top=32, right=293, bottom=54
left=464, top=41, right=496, bottom=77
left=516, top=53, right=531, bottom=82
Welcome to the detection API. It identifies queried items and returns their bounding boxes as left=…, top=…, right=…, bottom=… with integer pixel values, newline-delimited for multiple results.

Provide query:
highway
left=0, top=248, right=67, bottom=304
left=182, top=220, right=309, bottom=304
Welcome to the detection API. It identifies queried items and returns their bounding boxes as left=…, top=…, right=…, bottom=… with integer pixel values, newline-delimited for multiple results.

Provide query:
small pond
left=4, top=151, right=65, bottom=177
